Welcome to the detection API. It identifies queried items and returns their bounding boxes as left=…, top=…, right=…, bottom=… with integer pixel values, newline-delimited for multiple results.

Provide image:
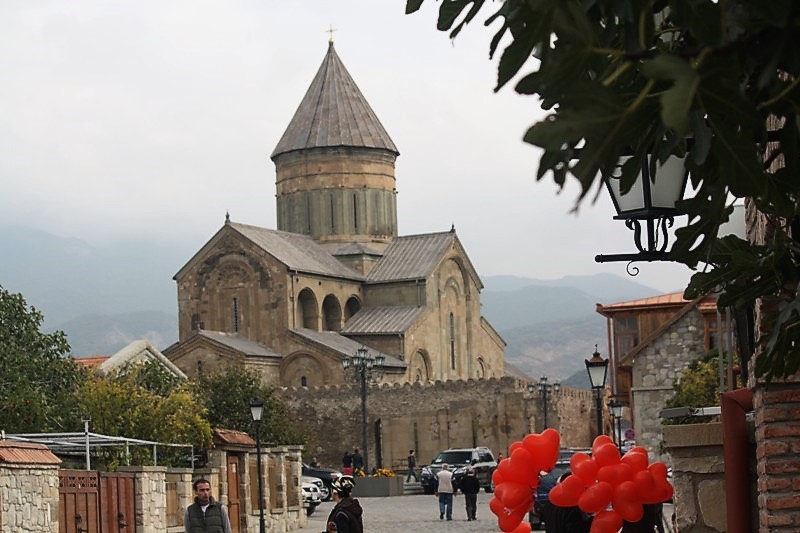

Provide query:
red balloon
left=628, top=446, right=649, bottom=457
left=510, top=447, right=540, bottom=486
left=495, top=457, right=529, bottom=485
left=648, top=462, right=669, bottom=480
left=592, top=435, right=615, bottom=454
left=497, top=501, right=532, bottom=533
left=578, top=481, right=613, bottom=514
left=540, top=428, right=561, bottom=466
left=493, top=467, right=507, bottom=487
left=620, top=449, right=649, bottom=473
left=495, top=481, right=533, bottom=510
left=632, top=470, right=658, bottom=503
left=522, top=433, right=558, bottom=473
left=511, top=522, right=532, bottom=533
left=570, top=452, right=598, bottom=484
left=597, top=462, right=633, bottom=487
left=509, top=441, right=524, bottom=455
left=591, top=509, right=623, bottom=533
left=489, top=496, right=506, bottom=517
left=593, top=442, right=621, bottom=468
left=649, top=478, right=674, bottom=504
left=612, top=481, right=644, bottom=522
left=549, top=474, right=586, bottom=507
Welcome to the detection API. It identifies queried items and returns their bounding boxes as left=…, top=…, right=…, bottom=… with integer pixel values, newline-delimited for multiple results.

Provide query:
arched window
left=449, top=312, right=456, bottom=370
left=232, top=297, right=239, bottom=333
left=301, top=376, right=308, bottom=387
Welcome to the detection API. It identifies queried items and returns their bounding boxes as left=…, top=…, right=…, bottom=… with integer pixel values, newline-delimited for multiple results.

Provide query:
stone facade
left=0, top=464, right=60, bottom=532
left=631, top=308, right=707, bottom=461
left=278, top=377, right=595, bottom=470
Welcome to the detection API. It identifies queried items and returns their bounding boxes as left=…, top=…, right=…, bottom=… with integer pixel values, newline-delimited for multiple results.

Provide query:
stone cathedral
left=164, top=42, right=505, bottom=387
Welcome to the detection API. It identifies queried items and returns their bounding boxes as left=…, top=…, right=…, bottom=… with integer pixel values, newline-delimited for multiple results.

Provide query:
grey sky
left=0, top=1, right=694, bottom=293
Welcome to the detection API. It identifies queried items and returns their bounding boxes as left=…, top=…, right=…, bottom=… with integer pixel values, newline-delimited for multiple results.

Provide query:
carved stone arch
left=476, top=357, right=486, bottom=378
left=297, top=288, right=319, bottom=330
left=322, top=294, right=343, bottom=331
left=202, top=254, right=262, bottom=335
left=408, top=349, right=432, bottom=383
left=280, top=351, right=329, bottom=387
left=344, top=296, right=361, bottom=322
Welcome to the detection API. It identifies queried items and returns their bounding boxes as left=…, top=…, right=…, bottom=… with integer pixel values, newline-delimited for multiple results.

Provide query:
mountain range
left=0, top=226, right=665, bottom=384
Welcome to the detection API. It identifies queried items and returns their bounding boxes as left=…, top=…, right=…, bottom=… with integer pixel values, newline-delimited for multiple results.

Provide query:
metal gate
left=59, top=470, right=136, bottom=533
left=99, top=472, right=136, bottom=532
left=59, top=470, right=100, bottom=533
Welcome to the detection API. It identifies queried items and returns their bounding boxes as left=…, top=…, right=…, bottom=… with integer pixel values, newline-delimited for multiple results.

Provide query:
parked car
left=529, top=448, right=590, bottom=530
left=302, top=463, right=341, bottom=501
left=303, top=475, right=329, bottom=502
left=420, top=447, right=497, bottom=494
left=301, top=478, right=322, bottom=516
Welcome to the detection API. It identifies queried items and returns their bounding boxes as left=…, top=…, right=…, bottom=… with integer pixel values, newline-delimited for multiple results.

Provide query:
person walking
left=325, top=476, right=363, bottom=533
left=406, top=449, right=419, bottom=482
left=435, top=463, right=455, bottom=521
left=342, top=450, right=353, bottom=476
left=184, top=478, right=232, bottom=533
left=459, top=467, right=481, bottom=521
left=352, top=448, right=364, bottom=475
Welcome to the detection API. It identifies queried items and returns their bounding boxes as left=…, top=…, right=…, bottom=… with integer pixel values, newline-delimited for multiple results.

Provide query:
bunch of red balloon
left=548, top=435, right=674, bottom=533
left=489, top=428, right=561, bottom=533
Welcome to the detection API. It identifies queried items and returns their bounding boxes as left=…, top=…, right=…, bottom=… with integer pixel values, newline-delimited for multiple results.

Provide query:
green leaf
left=405, top=0, right=425, bottom=15
left=641, top=55, right=699, bottom=134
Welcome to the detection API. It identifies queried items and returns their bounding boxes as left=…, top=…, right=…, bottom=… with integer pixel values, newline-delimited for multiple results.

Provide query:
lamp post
left=595, top=153, right=689, bottom=268
left=585, top=345, right=609, bottom=438
left=249, top=399, right=266, bottom=533
left=609, top=400, right=624, bottom=453
left=342, top=346, right=384, bottom=472
left=528, top=376, right=560, bottom=430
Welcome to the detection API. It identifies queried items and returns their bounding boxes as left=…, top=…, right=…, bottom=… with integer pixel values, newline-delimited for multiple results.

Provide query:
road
left=301, top=494, right=676, bottom=532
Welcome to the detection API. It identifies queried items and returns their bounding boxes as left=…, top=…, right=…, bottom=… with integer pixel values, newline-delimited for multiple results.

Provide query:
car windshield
left=432, top=451, right=472, bottom=465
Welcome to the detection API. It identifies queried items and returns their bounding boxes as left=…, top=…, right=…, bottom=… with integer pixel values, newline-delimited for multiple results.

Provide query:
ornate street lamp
left=528, top=376, right=560, bottom=430
left=608, top=400, right=624, bottom=453
left=342, top=346, right=385, bottom=472
left=595, top=153, right=689, bottom=269
left=249, top=399, right=266, bottom=533
left=585, top=345, right=609, bottom=438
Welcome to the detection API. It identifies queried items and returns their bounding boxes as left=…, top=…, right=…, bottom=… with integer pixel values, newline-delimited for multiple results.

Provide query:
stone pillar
left=662, top=423, right=728, bottom=532
left=119, top=466, right=168, bottom=533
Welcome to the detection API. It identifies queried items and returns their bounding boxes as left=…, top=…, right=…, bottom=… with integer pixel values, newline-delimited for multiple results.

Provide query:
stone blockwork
left=631, top=308, right=707, bottom=461
left=0, top=464, right=60, bottom=532
left=278, top=377, right=595, bottom=469
left=119, top=466, right=168, bottom=533
left=663, top=423, right=730, bottom=532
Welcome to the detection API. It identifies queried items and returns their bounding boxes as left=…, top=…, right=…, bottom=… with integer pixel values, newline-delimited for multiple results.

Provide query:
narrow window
left=232, top=297, right=239, bottom=333
left=301, top=376, right=308, bottom=387
left=449, top=312, right=456, bottom=370
left=330, top=195, right=335, bottom=231
left=353, top=193, right=358, bottom=230
left=306, top=195, right=312, bottom=233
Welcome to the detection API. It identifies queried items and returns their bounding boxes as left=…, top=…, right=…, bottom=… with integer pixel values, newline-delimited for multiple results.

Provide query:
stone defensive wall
left=277, top=376, right=595, bottom=471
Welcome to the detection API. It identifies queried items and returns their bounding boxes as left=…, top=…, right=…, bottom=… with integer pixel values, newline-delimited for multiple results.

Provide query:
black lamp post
left=342, top=346, right=384, bottom=472
left=585, top=345, right=609, bottom=438
left=609, top=400, right=624, bottom=453
left=528, top=376, right=560, bottom=430
left=249, top=399, right=266, bottom=533
left=595, top=153, right=689, bottom=267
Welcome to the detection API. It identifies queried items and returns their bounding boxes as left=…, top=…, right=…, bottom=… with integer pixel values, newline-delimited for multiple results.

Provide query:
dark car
left=420, top=447, right=497, bottom=494
left=302, top=463, right=341, bottom=501
left=529, top=449, right=590, bottom=530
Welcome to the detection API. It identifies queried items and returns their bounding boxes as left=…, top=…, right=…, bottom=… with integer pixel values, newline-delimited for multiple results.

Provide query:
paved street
left=301, top=493, right=676, bottom=532
left=302, top=491, right=501, bottom=532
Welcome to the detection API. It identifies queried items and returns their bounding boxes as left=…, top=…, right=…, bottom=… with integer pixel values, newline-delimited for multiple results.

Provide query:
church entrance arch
left=409, top=350, right=431, bottom=383
left=297, top=288, right=319, bottom=330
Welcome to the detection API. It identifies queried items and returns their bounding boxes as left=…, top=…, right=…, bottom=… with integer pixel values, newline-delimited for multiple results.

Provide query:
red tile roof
left=213, top=429, right=255, bottom=448
left=74, top=356, right=110, bottom=368
left=0, top=440, right=61, bottom=465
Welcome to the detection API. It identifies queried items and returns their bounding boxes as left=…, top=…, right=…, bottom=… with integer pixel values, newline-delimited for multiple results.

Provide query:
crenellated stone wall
left=278, top=376, right=596, bottom=469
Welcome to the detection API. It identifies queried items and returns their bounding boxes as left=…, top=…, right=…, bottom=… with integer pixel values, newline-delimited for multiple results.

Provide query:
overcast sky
left=0, top=1, right=695, bottom=294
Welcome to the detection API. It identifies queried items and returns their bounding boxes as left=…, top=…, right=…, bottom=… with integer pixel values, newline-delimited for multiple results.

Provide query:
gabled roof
left=366, top=231, right=481, bottom=288
left=100, top=340, right=188, bottom=380
left=341, top=306, right=425, bottom=335
left=290, top=328, right=406, bottom=370
left=596, top=291, right=688, bottom=315
left=271, top=42, right=398, bottom=159
left=175, top=221, right=365, bottom=282
left=195, top=331, right=281, bottom=358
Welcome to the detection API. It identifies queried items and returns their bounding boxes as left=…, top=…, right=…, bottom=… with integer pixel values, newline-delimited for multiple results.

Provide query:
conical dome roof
left=270, top=42, right=399, bottom=159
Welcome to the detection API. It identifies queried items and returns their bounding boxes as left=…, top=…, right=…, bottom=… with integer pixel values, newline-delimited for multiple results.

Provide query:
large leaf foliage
left=0, top=285, right=88, bottom=432
left=408, top=0, right=800, bottom=379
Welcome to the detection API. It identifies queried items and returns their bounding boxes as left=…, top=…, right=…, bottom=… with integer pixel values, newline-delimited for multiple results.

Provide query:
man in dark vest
left=184, top=478, right=232, bottom=533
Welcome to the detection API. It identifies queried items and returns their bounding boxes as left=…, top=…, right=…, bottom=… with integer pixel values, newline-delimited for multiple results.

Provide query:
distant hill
left=1, top=227, right=662, bottom=373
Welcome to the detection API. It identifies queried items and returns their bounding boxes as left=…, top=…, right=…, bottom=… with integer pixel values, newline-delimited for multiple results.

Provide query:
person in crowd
left=309, top=457, right=320, bottom=468
left=406, top=449, right=419, bottom=482
left=541, top=472, right=591, bottom=533
left=184, top=478, right=232, bottom=533
left=324, top=475, right=363, bottom=533
left=342, top=449, right=353, bottom=475
left=352, top=448, right=364, bottom=475
left=435, top=463, right=455, bottom=520
left=459, top=467, right=481, bottom=521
